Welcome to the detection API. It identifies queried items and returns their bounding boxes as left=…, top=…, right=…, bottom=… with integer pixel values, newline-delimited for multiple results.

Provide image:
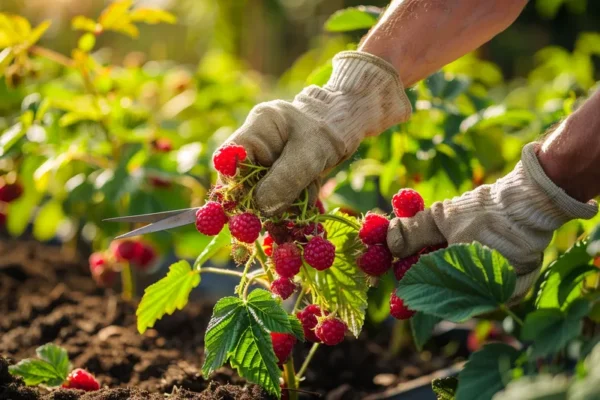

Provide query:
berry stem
left=283, top=358, right=298, bottom=400
left=292, top=288, right=306, bottom=314
left=121, top=262, right=135, bottom=301
left=317, top=213, right=361, bottom=231
left=500, top=305, right=524, bottom=326
left=295, top=342, right=320, bottom=381
left=236, top=255, right=256, bottom=297
left=200, top=268, right=270, bottom=290
left=242, top=272, right=269, bottom=300
left=254, top=241, right=274, bottom=282
left=300, top=189, right=309, bottom=221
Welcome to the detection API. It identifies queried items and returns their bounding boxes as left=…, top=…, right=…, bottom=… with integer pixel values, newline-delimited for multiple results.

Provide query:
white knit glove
left=387, top=143, right=598, bottom=298
left=223, top=51, right=412, bottom=216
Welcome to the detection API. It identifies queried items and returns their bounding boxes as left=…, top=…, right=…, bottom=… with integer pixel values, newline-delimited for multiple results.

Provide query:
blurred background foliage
left=0, top=0, right=599, bottom=273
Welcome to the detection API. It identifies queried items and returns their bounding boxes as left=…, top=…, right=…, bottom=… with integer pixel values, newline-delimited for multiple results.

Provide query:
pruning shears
left=105, top=208, right=200, bottom=239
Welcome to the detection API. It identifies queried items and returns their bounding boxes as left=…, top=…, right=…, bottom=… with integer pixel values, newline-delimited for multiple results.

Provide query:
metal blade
left=104, top=208, right=198, bottom=224
left=113, top=208, right=198, bottom=239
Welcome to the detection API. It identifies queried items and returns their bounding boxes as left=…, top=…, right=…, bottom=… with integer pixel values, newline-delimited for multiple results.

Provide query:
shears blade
left=104, top=208, right=199, bottom=239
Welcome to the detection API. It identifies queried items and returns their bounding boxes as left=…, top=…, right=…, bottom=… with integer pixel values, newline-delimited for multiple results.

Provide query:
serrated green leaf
left=588, top=224, right=600, bottom=257
left=305, top=212, right=368, bottom=337
left=521, top=300, right=590, bottom=358
left=456, top=343, right=519, bottom=400
left=193, top=226, right=231, bottom=269
left=136, top=260, right=201, bottom=333
left=537, top=239, right=593, bottom=310
left=36, top=344, right=70, bottom=380
left=288, top=314, right=305, bottom=342
left=246, top=289, right=293, bottom=333
left=492, top=375, right=569, bottom=400
left=432, top=376, right=458, bottom=400
left=324, top=7, right=379, bottom=32
left=398, top=243, right=516, bottom=322
left=9, top=359, right=65, bottom=387
left=411, top=312, right=442, bottom=351
left=557, top=264, right=597, bottom=305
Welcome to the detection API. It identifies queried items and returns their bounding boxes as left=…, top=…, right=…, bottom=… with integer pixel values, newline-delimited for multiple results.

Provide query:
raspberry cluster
left=89, top=240, right=157, bottom=287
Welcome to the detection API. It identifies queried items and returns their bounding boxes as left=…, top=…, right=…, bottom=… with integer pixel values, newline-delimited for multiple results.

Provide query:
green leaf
left=129, top=8, right=177, bottom=24
left=536, top=239, right=593, bottom=310
left=193, top=226, right=231, bottom=269
left=36, top=344, right=71, bottom=380
left=71, top=16, right=98, bottom=32
left=26, top=20, right=50, bottom=47
left=324, top=7, right=379, bottom=32
left=33, top=200, right=65, bottom=241
left=0, top=123, right=26, bottom=157
left=521, top=300, right=590, bottom=358
left=588, top=224, right=600, bottom=257
left=557, top=264, right=597, bottom=305
left=456, top=343, right=519, bottom=400
left=398, top=243, right=516, bottom=322
left=288, top=314, right=305, bottom=342
left=9, top=359, right=65, bottom=387
left=0, top=47, right=14, bottom=78
left=246, top=289, right=293, bottom=334
left=78, top=33, right=96, bottom=52
left=426, top=71, right=447, bottom=97
left=305, top=211, right=368, bottom=337
left=492, top=375, right=569, bottom=400
left=411, top=312, right=442, bottom=351
left=432, top=376, right=458, bottom=400
left=136, top=260, right=201, bottom=333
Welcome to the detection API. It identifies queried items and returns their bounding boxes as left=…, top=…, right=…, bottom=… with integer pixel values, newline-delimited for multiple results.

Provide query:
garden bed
left=0, top=240, right=461, bottom=399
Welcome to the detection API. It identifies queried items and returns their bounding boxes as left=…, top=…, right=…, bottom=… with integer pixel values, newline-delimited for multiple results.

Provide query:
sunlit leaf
left=193, top=226, right=232, bottom=269
left=324, top=7, right=379, bottom=32
left=129, top=8, right=177, bottom=24
left=71, top=16, right=99, bottom=33
left=33, top=200, right=65, bottom=241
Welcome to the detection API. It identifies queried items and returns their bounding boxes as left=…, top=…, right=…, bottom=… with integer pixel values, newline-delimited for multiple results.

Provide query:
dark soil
left=0, top=240, right=461, bottom=400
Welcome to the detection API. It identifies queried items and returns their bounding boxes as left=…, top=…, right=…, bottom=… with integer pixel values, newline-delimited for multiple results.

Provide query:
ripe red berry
left=0, top=182, right=23, bottom=203
left=393, top=255, right=419, bottom=281
left=294, top=222, right=326, bottom=243
left=271, top=277, right=296, bottom=300
left=315, top=318, right=346, bottom=346
left=152, top=137, right=172, bottom=152
left=304, top=236, right=335, bottom=271
left=392, top=188, right=424, bottom=218
left=212, top=143, right=247, bottom=177
left=390, top=292, right=415, bottom=320
left=271, top=333, right=296, bottom=365
left=89, top=252, right=116, bottom=287
left=358, top=212, right=389, bottom=245
left=111, top=240, right=138, bottom=261
left=133, top=243, right=156, bottom=271
left=296, top=305, right=327, bottom=343
left=195, top=201, right=228, bottom=236
left=262, top=234, right=274, bottom=257
left=230, top=212, right=262, bottom=243
left=273, top=243, right=302, bottom=278
left=315, top=199, right=326, bottom=214
left=357, top=245, right=392, bottom=276
left=62, top=368, right=100, bottom=391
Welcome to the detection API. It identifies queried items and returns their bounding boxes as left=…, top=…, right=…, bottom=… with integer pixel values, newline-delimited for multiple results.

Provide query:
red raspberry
left=89, top=253, right=116, bottom=287
left=0, top=182, right=23, bottom=203
left=315, top=318, right=346, bottom=346
left=149, top=176, right=171, bottom=188
left=271, top=332, right=296, bottom=365
left=392, top=188, right=424, bottom=218
left=390, top=292, right=415, bottom=320
left=195, top=202, right=228, bottom=236
left=111, top=240, right=138, bottom=261
left=358, top=212, right=389, bottom=245
left=212, top=143, right=247, bottom=177
left=357, top=245, right=392, bottom=276
left=315, top=199, right=326, bottom=214
left=393, top=255, right=419, bottom=281
left=273, top=243, right=302, bottom=278
left=152, top=137, right=172, bottom=152
left=263, top=234, right=274, bottom=257
left=229, top=212, right=261, bottom=243
left=133, top=243, right=156, bottom=271
left=271, top=277, right=296, bottom=300
left=304, top=237, right=335, bottom=271
left=0, top=211, right=6, bottom=226
left=62, top=368, right=100, bottom=391
left=296, top=305, right=327, bottom=343
left=294, top=222, right=326, bottom=243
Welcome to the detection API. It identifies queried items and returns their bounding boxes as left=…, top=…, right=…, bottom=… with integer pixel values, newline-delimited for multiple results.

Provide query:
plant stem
left=29, top=46, right=75, bottom=68
left=254, top=241, right=274, bottom=282
left=501, top=305, right=524, bottom=326
left=237, top=255, right=255, bottom=296
left=317, top=213, right=361, bottom=230
left=296, top=342, right=319, bottom=381
left=283, top=358, right=298, bottom=400
left=293, top=288, right=305, bottom=313
left=121, top=262, right=134, bottom=301
left=242, top=273, right=269, bottom=300
left=301, top=189, right=309, bottom=220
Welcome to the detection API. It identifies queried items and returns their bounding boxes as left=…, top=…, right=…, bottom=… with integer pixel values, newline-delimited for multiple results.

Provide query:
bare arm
left=360, top=0, right=528, bottom=86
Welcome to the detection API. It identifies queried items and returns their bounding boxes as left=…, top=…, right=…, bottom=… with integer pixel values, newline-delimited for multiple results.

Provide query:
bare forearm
left=538, top=90, right=600, bottom=202
left=359, top=0, right=527, bottom=86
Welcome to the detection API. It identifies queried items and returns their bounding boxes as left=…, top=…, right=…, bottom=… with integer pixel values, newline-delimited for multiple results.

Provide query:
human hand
left=219, top=51, right=411, bottom=216
left=387, top=143, right=598, bottom=298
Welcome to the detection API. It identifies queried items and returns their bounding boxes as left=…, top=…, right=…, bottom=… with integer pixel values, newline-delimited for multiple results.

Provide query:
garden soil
left=0, top=240, right=458, bottom=400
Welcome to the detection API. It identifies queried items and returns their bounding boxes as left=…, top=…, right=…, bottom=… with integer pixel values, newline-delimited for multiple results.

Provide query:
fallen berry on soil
left=393, top=255, right=419, bottom=281
left=229, top=212, right=262, bottom=243
left=213, top=143, right=247, bottom=177
left=304, top=236, right=335, bottom=271
left=359, top=212, right=389, bottom=246
left=315, top=318, right=346, bottom=346
left=111, top=240, right=138, bottom=261
left=270, top=277, right=296, bottom=300
left=392, top=188, right=424, bottom=218
left=263, top=234, right=274, bottom=257
left=62, top=368, right=100, bottom=391
left=195, top=201, right=228, bottom=236
left=273, top=243, right=302, bottom=278
left=357, top=245, right=392, bottom=277
left=296, top=304, right=327, bottom=343
left=0, top=182, right=23, bottom=203
left=390, top=292, right=415, bottom=320
left=271, top=332, right=296, bottom=365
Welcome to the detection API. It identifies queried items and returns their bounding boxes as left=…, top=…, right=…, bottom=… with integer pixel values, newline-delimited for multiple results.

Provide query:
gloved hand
left=387, top=143, right=598, bottom=298
left=222, top=51, right=412, bottom=216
